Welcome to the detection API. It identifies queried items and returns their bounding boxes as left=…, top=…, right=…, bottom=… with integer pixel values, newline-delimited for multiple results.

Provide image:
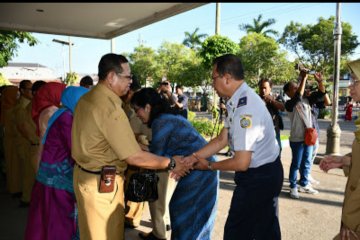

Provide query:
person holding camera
left=283, top=68, right=326, bottom=199
left=158, top=80, right=178, bottom=109
left=258, top=78, right=285, bottom=158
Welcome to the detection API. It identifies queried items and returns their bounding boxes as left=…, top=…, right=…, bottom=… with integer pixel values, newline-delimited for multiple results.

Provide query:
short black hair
left=32, top=80, right=46, bottom=95
left=176, top=85, right=183, bottom=90
left=258, top=78, right=273, bottom=88
left=80, top=75, right=93, bottom=87
left=283, top=81, right=293, bottom=93
left=98, top=53, right=129, bottom=81
left=213, top=54, right=244, bottom=80
left=19, top=79, right=31, bottom=89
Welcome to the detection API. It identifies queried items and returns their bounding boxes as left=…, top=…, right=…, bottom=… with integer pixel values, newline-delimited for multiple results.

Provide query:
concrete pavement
left=0, top=115, right=355, bottom=240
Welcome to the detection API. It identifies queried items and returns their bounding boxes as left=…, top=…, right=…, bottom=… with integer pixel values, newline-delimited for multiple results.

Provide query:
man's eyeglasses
left=117, top=73, right=133, bottom=81
left=212, top=74, right=222, bottom=81
left=349, top=78, right=360, bottom=87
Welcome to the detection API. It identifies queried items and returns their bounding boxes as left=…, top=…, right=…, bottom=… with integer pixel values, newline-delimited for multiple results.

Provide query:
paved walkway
left=0, top=115, right=355, bottom=240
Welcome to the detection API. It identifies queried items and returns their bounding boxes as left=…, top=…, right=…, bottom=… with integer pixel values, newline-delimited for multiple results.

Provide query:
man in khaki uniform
left=13, top=80, right=33, bottom=206
left=72, top=53, right=187, bottom=240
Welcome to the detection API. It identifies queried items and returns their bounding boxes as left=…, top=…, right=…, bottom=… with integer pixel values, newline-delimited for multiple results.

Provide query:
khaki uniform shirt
left=72, top=83, right=140, bottom=173
left=342, top=140, right=360, bottom=232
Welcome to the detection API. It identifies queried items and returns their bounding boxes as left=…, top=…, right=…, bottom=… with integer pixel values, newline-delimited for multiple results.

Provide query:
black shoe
left=18, top=201, right=30, bottom=208
left=138, top=232, right=166, bottom=240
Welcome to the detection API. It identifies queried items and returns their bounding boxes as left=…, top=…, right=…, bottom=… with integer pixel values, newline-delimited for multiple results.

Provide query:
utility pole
left=53, top=38, right=74, bottom=79
left=326, top=3, right=342, bottom=155
left=213, top=2, right=221, bottom=112
left=215, top=3, right=220, bottom=34
left=111, top=38, right=116, bottom=53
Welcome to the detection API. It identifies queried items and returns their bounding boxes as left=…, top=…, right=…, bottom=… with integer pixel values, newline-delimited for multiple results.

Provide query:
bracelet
left=207, top=161, right=214, bottom=171
left=192, top=153, right=200, bottom=160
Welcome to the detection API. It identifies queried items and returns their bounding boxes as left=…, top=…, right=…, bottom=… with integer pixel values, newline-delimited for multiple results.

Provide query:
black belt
left=77, top=164, right=101, bottom=174
left=77, top=164, right=123, bottom=175
left=31, top=143, right=39, bottom=146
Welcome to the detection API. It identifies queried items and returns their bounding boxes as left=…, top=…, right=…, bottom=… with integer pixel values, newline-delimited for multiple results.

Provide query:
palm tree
left=239, top=14, right=278, bottom=37
left=182, top=28, right=208, bottom=50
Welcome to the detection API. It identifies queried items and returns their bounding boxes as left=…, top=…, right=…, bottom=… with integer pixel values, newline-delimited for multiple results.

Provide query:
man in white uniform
left=181, top=54, right=283, bottom=239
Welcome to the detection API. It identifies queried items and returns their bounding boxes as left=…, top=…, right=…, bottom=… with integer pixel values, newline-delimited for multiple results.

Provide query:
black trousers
left=224, top=157, right=284, bottom=240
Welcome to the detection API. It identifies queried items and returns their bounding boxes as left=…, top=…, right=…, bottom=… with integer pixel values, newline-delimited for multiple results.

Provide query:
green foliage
left=0, top=31, right=38, bottom=67
left=189, top=117, right=223, bottom=138
left=199, top=35, right=240, bottom=71
left=183, top=27, right=208, bottom=50
left=239, top=14, right=278, bottom=38
left=0, top=73, right=11, bottom=86
left=318, top=108, right=331, bottom=119
left=128, top=45, right=157, bottom=87
left=65, top=72, right=79, bottom=86
left=279, top=16, right=359, bottom=78
left=239, top=33, right=296, bottom=87
left=188, top=110, right=196, bottom=122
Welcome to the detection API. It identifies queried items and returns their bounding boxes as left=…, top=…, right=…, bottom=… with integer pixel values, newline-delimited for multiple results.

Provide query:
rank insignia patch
left=240, top=115, right=252, bottom=128
left=237, top=97, right=247, bottom=108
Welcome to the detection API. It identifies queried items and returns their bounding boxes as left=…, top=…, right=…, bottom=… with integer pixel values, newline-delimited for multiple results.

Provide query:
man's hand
left=314, top=72, right=323, bottom=83
left=193, top=157, right=210, bottom=170
left=340, top=223, right=359, bottom=240
left=181, top=154, right=198, bottom=168
left=319, top=155, right=344, bottom=172
left=170, top=155, right=191, bottom=180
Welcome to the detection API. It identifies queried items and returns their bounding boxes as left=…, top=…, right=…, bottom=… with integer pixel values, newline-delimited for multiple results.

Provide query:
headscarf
left=31, top=82, right=66, bottom=136
left=42, top=86, right=89, bottom=144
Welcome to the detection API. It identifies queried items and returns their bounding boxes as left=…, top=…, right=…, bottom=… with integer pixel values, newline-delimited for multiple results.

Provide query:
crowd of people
left=0, top=53, right=359, bottom=240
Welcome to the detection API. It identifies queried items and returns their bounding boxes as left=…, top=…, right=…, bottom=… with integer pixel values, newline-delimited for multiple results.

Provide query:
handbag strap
left=295, top=103, right=311, bottom=128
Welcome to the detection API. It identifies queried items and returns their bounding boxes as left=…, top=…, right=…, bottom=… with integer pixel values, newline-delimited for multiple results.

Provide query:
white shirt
left=225, top=82, right=279, bottom=168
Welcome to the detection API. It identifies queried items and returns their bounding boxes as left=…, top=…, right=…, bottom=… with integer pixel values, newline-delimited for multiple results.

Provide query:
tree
left=128, top=45, right=157, bottom=87
left=156, top=42, right=195, bottom=87
left=182, top=28, right=208, bottom=50
left=0, top=31, right=38, bottom=67
left=64, top=72, right=79, bottom=86
left=0, top=73, right=11, bottom=86
left=279, top=16, right=359, bottom=78
left=239, top=14, right=278, bottom=38
left=199, top=35, right=240, bottom=72
left=238, top=33, right=296, bottom=87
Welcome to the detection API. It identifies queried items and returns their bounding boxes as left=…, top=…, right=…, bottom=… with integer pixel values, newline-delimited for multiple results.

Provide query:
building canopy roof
left=0, top=3, right=206, bottom=39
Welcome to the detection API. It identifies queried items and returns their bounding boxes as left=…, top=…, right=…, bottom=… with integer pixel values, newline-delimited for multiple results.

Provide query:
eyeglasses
left=349, top=78, right=360, bottom=87
left=117, top=73, right=133, bottom=81
left=212, top=74, right=222, bottom=81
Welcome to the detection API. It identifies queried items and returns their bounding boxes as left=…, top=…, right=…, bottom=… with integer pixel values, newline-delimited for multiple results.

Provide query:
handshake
left=170, top=153, right=213, bottom=180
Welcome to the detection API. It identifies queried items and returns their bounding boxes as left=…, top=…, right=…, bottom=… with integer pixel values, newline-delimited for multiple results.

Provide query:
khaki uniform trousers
left=149, top=170, right=177, bottom=239
left=124, top=166, right=145, bottom=227
left=20, top=142, right=35, bottom=203
left=73, top=165, right=125, bottom=240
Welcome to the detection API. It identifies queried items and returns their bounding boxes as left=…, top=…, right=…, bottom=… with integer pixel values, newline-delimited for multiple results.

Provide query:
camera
left=294, top=63, right=316, bottom=75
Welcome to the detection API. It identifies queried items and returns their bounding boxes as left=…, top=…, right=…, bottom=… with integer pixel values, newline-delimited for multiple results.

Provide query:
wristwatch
left=166, top=157, right=176, bottom=171
left=207, top=161, right=214, bottom=171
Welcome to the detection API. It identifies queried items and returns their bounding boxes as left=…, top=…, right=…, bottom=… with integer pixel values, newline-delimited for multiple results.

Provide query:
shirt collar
left=96, top=83, right=123, bottom=105
left=226, top=82, right=248, bottom=109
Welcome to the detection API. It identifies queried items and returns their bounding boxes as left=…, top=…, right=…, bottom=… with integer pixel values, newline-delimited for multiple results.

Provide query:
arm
left=193, top=150, right=252, bottom=172
left=319, top=154, right=351, bottom=173
left=263, top=95, right=285, bottom=111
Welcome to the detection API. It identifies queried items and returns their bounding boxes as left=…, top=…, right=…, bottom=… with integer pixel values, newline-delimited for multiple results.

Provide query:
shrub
left=190, top=117, right=223, bottom=138
left=318, top=108, right=331, bottom=119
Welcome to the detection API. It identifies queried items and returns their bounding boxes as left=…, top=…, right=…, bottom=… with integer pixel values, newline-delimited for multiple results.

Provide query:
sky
left=10, top=2, right=360, bottom=79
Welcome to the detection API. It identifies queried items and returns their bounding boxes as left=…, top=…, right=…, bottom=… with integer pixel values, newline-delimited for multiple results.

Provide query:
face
left=349, top=74, right=360, bottom=102
left=211, top=65, right=227, bottom=98
left=110, top=63, right=132, bottom=96
left=285, top=82, right=298, bottom=98
left=259, top=81, right=271, bottom=97
left=21, top=82, right=33, bottom=100
left=133, top=104, right=151, bottom=124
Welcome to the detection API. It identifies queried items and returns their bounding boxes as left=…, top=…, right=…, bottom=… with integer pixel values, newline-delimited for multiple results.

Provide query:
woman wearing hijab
left=25, top=86, right=89, bottom=240
left=131, top=88, right=218, bottom=240
left=31, top=82, right=66, bottom=172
